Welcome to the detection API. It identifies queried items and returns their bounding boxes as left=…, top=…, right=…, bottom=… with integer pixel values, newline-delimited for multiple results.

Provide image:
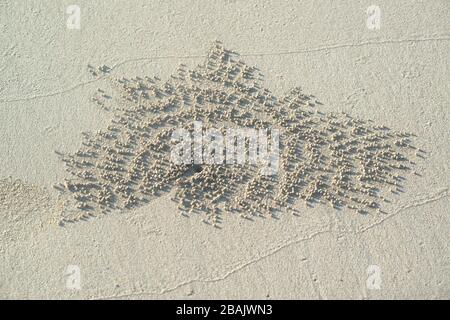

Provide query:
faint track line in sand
left=1, top=35, right=450, bottom=104
left=356, top=187, right=450, bottom=234
left=242, top=35, right=450, bottom=57
left=91, top=188, right=449, bottom=300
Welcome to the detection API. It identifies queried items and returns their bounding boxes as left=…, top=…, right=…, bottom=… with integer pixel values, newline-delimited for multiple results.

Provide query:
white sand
left=0, top=0, right=449, bottom=299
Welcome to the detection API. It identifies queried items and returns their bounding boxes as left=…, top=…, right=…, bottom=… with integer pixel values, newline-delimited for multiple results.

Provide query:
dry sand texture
left=0, top=0, right=449, bottom=299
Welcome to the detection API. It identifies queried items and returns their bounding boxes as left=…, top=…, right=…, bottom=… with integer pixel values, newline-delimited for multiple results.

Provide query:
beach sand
left=0, top=0, right=449, bottom=299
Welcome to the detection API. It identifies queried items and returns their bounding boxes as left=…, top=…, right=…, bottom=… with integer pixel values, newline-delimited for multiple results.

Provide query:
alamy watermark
left=65, top=264, right=81, bottom=290
left=171, top=121, right=280, bottom=175
left=366, top=265, right=381, bottom=290
left=366, top=5, right=381, bottom=30
left=66, top=5, right=81, bottom=30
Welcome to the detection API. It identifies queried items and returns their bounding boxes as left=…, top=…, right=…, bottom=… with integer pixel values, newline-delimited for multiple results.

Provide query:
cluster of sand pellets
left=55, top=41, right=423, bottom=226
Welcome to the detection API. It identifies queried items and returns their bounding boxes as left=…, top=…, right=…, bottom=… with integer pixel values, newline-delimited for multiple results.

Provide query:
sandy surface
left=0, top=0, right=449, bottom=299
